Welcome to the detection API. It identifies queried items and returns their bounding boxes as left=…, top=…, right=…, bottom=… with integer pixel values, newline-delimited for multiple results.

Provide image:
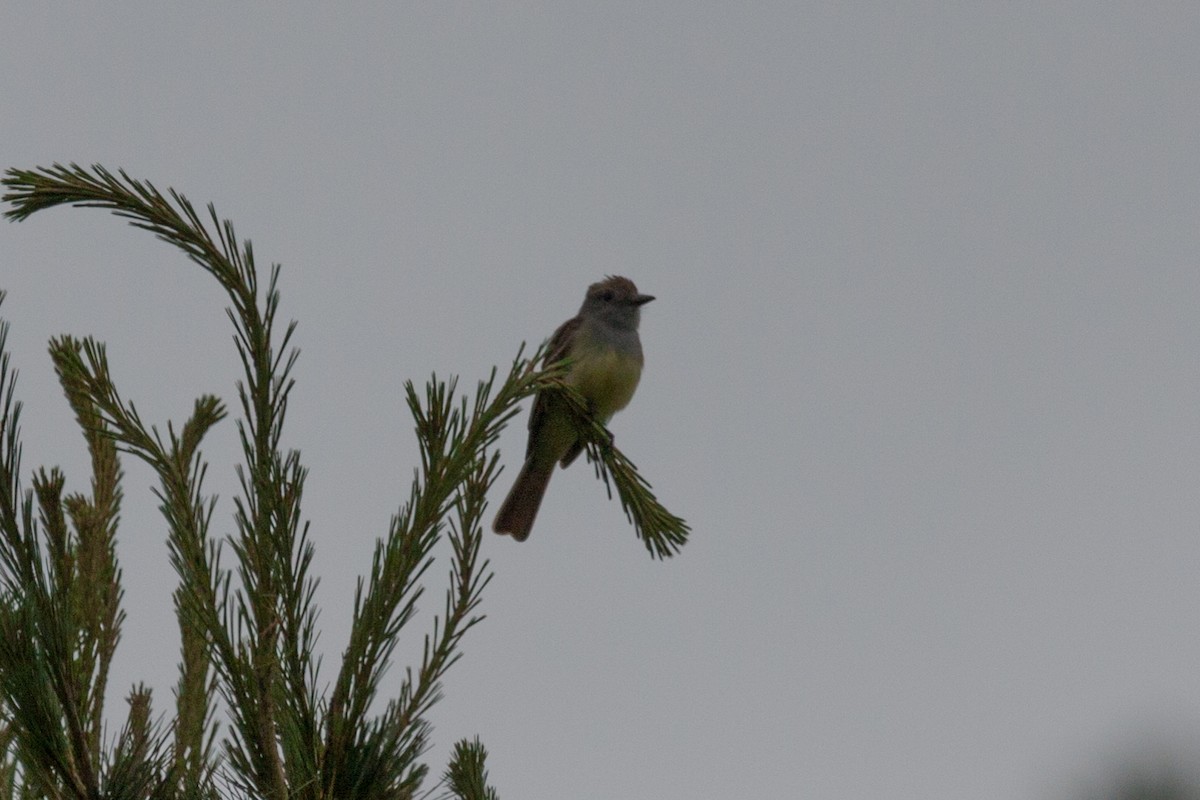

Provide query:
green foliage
left=0, top=163, right=689, bottom=798
left=440, top=737, right=498, bottom=800
left=552, top=378, right=690, bottom=559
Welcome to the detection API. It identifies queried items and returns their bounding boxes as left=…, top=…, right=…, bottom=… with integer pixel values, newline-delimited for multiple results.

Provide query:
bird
left=493, top=275, right=654, bottom=541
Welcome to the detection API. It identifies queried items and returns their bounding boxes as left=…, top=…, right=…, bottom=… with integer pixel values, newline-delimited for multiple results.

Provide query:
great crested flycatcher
left=493, top=275, right=654, bottom=541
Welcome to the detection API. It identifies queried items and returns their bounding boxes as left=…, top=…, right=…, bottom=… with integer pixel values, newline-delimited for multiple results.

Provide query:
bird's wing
left=525, top=314, right=582, bottom=460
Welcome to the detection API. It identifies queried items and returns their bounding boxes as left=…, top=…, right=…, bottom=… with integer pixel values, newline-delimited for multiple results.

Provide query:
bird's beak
left=634, top=293, right=655, bottom=306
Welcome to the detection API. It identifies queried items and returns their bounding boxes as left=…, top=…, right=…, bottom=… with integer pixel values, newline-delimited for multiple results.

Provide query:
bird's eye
left=601, top=290, right=615, bottom=302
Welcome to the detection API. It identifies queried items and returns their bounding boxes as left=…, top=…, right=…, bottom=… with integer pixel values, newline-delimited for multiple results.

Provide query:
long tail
left=492, top=459, right=554, bottom=541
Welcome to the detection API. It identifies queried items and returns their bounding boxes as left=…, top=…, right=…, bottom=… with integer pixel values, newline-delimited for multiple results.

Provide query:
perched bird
left=493, top=276, right=654, bottom=541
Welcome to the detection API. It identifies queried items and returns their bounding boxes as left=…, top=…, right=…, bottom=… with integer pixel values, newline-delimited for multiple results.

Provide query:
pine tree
left=0, top=164, right=688, bottom=799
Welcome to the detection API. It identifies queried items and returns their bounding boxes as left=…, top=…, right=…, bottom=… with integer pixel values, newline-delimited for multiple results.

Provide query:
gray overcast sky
left=3, top=4, right=1200, bottom=798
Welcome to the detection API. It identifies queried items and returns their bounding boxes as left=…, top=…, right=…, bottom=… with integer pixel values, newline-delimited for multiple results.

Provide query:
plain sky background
left=3, top=5, right=1200, bottom=798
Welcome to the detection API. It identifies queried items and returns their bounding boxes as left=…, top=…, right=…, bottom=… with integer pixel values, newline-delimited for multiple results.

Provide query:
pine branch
left=440, top=737, right=499, bottom=800
left=546, top=373, right=691, bottom=559
left=0, top=293, right=158, bottom=800
left=47, top=335, right=228, bottom=798
left=50, top=333, right=126, bottom=762
left=322, top=359, right=528, bottom=798
left=4, top=163, right=313, bottom=798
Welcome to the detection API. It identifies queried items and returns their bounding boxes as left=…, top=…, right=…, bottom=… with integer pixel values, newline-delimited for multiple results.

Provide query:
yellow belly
left=567, top=347, right=643, bottom=421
